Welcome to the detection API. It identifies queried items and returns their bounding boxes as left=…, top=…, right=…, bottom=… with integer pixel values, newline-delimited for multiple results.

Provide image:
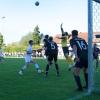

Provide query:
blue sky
left=0, top=0, right=87, bottom=44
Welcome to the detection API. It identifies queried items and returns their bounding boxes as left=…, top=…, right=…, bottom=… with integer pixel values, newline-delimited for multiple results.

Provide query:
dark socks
left=45, top=64, right=49, bottom=76
left=84, top=73, right=88, bottom=88
left=74, top=75, right=82, bottom=90
left=55, top=64, right=59, bottom=76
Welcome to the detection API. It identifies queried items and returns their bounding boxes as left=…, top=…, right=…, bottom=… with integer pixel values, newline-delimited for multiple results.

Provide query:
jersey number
left=76, top=41, right=87, bottom=50
left=51, top=43, right=55, bottom=49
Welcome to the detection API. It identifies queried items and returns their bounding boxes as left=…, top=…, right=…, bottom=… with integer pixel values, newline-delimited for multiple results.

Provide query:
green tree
left=0, top=33, right=3, bottom=49
left=32, top=25, right=41, bottom=45
left=19, top=33, right=33, bottom=46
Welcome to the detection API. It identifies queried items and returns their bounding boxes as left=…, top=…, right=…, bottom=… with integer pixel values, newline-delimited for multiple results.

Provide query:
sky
left=0, top=0, right=87, bottom=44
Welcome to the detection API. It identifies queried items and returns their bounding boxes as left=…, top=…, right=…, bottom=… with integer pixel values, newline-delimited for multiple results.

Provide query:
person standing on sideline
left=18, top=40, right=41, bottom=75
left=70, top=30, right=88, bottom=91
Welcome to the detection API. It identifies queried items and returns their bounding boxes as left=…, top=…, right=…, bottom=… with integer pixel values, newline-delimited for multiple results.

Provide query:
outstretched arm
left=60, top=23, right=64, bottom=35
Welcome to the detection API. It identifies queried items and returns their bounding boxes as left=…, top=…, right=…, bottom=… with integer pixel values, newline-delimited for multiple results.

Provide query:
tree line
left=0, top=25, right=44, bottom=53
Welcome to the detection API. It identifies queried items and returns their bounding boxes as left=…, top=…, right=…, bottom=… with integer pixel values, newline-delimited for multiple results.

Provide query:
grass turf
left=0, top=58, right=100, bottom=100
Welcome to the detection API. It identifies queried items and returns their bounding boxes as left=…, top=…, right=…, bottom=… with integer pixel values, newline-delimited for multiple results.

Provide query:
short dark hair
left=72, top=30, right=78, bottom=36
left=62, top=32, right=68, bottom=36
left=64, top=32, right=68, bottom=36
left=29, top=40, right=33, bottom=44
left=45, top=35, right=49, bottom=39
left=94, top=43, right=97, bottom=46
left=49, top=36, right=53, bottom=41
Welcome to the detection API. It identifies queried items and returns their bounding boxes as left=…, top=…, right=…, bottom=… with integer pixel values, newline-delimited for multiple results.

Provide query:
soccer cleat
left=83, top=86, right=88, bottom=89
left=18, top=70, right=23, bottom=75
left=57, top=74, right=60, bottom=77
left=76, top=88, right=83, bottom=91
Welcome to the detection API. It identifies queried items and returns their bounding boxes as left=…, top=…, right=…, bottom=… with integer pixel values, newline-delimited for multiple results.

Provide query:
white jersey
left=25, top=45, right=33, bottom=63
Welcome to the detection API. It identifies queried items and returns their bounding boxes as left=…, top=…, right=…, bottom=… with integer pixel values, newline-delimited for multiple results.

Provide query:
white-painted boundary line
left=67, top=92, right=89, bottom=100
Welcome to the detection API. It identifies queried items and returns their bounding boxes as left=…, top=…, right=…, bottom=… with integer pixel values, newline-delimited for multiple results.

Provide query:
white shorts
left=25, top=55, right=32, bottom=63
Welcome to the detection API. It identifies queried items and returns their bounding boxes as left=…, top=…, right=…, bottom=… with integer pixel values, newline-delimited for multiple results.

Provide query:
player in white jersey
left=18, top=40, right=41, bottom=75
left=0, top=48, right=4, bottom=62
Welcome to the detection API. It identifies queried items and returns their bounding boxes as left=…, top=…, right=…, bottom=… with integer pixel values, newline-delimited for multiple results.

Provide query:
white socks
left=34, top=63, right=39, bottom=69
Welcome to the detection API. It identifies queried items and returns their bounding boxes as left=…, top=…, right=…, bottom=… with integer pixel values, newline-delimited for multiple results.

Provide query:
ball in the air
left=35, top=1, right=39, bottom=6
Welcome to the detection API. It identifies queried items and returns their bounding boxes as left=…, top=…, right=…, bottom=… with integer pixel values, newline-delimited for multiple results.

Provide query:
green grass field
left=0, top=58, right=100, bottom=100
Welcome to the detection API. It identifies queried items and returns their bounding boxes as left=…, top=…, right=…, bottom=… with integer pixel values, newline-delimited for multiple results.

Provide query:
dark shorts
left=47, top=54, right=58, bottom=62
left=62, top=47, right=69, bottom=56
left=93, top=54, right=99, bottom=59
left=75, top=58, right=88, bottom=69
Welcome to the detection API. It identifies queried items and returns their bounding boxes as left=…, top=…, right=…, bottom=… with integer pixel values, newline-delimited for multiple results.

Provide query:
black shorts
left=93, top=54, right=99, bottom=59
left=75, top=58, right=88, bottom=69
left=62, top=47, right=69, bottom=56
left=47, top=54, right=58, bottom=62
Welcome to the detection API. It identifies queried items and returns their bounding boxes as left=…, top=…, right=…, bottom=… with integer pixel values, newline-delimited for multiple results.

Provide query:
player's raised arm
left=60, top=23, right=65, bottom=36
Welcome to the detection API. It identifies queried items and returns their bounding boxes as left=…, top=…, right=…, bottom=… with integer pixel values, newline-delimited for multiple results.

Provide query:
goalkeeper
left=57, top=23, right=73, bottom=65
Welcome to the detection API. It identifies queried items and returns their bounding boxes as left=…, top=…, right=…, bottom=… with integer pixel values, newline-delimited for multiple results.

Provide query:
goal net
left=93, top=0, right=100, bottom=91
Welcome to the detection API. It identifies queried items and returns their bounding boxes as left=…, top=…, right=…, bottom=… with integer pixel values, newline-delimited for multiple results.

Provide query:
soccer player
left=18, top=40, right=41, bottom=75
left=70, top=30, right=88, bottom=91
left=43, top=35, right=49, bottom=58
left=58, top=23, right=70, bottom=58
left=93, top=43, right=100, bottom=68
left=44, top=36, right=59, bottom=77
left=0, top=48, right=4, bottom=62
left=57, top=23, right=73, bottom=67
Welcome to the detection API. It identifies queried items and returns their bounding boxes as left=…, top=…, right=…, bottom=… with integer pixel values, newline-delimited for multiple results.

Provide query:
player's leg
left=0, top=56, right=4, bottom=62
left=18, top=62, right=29, bottom=75
left=0, top=56, right=2, bottom=62
left=83, top=68, right=88, bottom=89
left=63, top=47, right=74, bottom=66
left=45, top=55, right=52, bottom=77
left=62, top=47, right=69, bottom=59
left=83, top=59, right=88, bottom=89
left=73, top=62, right=83, bottom=91
left=54, top=54, right=60, bottom=76
left=31, top=59, right=41, bottom=73
left=96, top=57, right=99, bottom=68
left=18, top=56, right=30, bottom=75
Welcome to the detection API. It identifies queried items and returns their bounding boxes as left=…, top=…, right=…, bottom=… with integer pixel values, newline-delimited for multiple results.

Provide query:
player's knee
left=74, top=68, right=80, bottom=75
left=54, top=61, right=57, bottom=65
left=48, top=61, right=52, bottom=65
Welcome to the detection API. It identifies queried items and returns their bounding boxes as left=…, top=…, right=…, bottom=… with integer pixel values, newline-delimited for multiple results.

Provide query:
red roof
left=53, top=32, right=100, bottom=44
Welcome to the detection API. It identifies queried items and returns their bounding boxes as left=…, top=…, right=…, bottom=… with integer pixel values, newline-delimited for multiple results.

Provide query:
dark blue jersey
left=46, top=41, right=58, bottom=55
left=43, top=39, right=48, bottom=47
left=70, top=37, right=88, bottom=59
left=43, top=38, right=49, bottom=55
left=93, top=46, right=100, bottom=58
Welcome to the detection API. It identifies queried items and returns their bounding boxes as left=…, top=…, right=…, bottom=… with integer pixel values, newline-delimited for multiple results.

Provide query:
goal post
left=88, top=0, right=94, bottom=94
left=88, top=0, right=100, bottom=94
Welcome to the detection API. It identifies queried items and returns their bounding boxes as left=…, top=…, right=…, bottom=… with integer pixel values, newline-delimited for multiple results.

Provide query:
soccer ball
left=35, top=1, right=39, bottom=6
left=38, top=69, right=41, bottom=74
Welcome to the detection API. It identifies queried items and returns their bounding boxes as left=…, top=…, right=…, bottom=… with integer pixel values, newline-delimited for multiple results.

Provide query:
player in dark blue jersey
left=93, top=43, right=100, bottom=68
left=43, top=35, right=49, bottom=57
left=44, top=36, right=59, bottom=77
left=70, top=30, right=88, bottom=91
